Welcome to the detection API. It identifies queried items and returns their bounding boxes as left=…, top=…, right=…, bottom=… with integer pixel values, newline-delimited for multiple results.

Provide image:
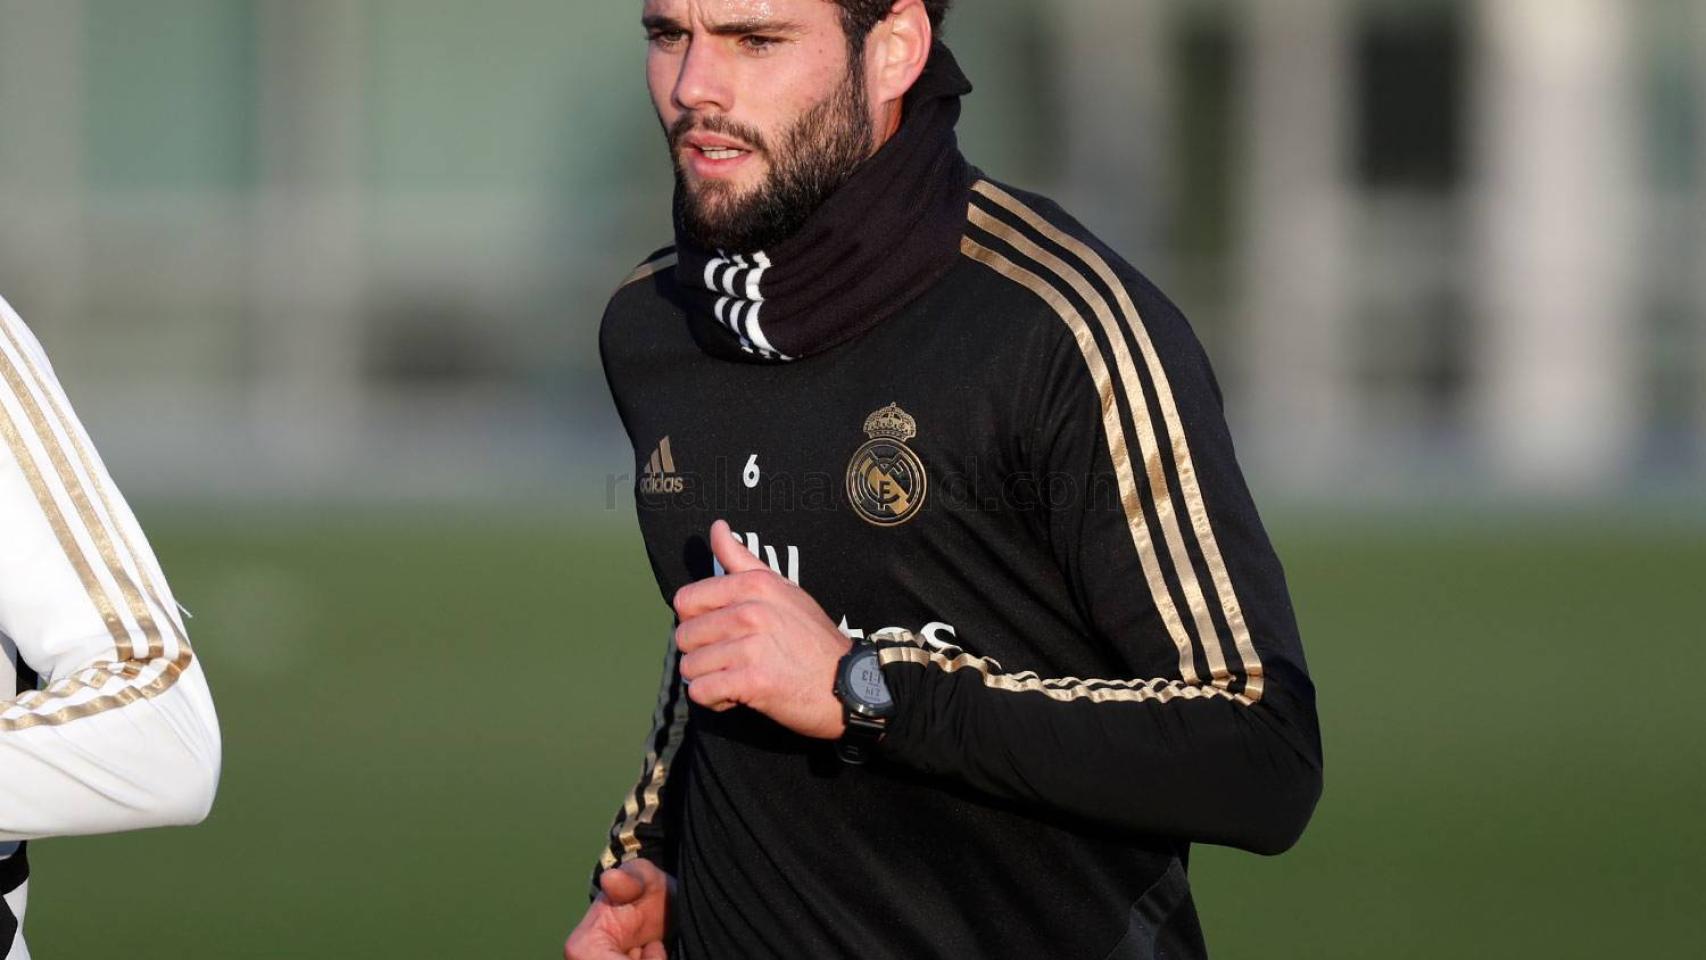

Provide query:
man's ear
left=867, top=0, right=933, bottom=106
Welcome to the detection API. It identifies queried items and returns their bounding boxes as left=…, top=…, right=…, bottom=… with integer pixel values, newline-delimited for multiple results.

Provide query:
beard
left=669, top=63, right=875, bottom=254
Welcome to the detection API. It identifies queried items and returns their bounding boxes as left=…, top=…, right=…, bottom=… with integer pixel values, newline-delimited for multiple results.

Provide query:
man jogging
left=568, top=2, right=1322, bottom=957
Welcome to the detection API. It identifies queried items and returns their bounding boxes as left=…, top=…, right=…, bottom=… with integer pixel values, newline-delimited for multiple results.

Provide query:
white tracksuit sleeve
left=0, top=294, right=221, bottom=842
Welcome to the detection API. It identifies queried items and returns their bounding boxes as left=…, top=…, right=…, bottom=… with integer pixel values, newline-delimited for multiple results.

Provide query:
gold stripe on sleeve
left=10, top=669, right=106, bottom=712
left=0, top=381, right=130, bottom=656
left=968, top=201, right=1232, bottom=691
left=878, top=635, right=1248, bottom=706
left=0, top=317, right=188, bottom=654
left=0, top=314, right=189, bottom=729
left=608, top=639, right=687, bottom=862
left=0, top=315, right=166, bottom=661
left=972, top=181, right=1265, bottom=701
left=633, top=666, right=688, bottom=846
left=0, top=650, right=193, bottom=732
left=959, top=234, right=1202, bottom=687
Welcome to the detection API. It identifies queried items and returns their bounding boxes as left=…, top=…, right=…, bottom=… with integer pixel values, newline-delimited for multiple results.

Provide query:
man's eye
left=739, top=35, right=781, bottom=52
left=649, top=29, right=686, bottom=47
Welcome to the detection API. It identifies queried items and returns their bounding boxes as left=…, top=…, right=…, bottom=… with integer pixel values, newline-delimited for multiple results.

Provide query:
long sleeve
left=875, top=233, right=1322, bottom=855
left=0, top=294, right=221, bottom=842
left=588, top=252, right=702, bottom=896
left=589, top=636, right=692, bottom=896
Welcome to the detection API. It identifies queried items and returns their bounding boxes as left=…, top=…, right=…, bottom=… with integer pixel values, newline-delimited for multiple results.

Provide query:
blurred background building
left=1, top=0, right=1701, bottom=507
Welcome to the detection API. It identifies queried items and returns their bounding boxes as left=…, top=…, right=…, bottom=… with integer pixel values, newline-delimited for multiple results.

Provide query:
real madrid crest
left=847, top=403, right=928, bottom=527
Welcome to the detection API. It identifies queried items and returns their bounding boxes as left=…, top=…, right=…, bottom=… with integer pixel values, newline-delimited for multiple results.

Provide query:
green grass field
left=22, top=509, right=1706, bottom=957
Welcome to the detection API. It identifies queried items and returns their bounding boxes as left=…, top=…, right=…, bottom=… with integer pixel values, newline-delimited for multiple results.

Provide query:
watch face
left=844, top=651, right=893, bottom=708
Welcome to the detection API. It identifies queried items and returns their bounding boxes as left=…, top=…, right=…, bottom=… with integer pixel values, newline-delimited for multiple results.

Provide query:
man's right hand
left=564, top=859, right=674, bottom=960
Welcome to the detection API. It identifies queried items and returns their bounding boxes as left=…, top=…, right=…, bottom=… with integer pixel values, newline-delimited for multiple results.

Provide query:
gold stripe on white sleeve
left=0, top=309, right=190, bottom=729
left=0, top=316, right=187, bottom=656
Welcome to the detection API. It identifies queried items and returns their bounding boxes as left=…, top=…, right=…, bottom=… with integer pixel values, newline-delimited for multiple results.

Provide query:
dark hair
left=834, top=1, right=953, bottom=47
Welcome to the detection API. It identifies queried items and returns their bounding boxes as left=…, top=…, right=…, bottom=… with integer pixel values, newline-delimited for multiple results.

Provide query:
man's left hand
left=673, top=520, right=852, bottom=740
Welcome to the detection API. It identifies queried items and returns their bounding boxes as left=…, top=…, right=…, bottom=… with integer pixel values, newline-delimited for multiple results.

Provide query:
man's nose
left=672, top=38, right=733, bottom=114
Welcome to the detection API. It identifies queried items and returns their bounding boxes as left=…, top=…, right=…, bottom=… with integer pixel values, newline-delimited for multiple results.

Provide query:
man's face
left=643, top=0, right=877, bottom=252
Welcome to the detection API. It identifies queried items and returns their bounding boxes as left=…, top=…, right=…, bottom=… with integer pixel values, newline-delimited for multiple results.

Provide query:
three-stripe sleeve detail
left=877, top=633, right=1244, bottom=705
left=596, top=638, right=689, bottom=885
left=0, top=306, right=193, bottom=732
left=0, top=317, right=188, bottom=653
left=951, top=180, right=1265, bottom=703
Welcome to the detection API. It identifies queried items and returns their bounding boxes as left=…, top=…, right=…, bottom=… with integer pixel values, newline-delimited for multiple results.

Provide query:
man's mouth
left=681, top=136, right=758, bottom=179
left=680, top=131, right=758, bottom=165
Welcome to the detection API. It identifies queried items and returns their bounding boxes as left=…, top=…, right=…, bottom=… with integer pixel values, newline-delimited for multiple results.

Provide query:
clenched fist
left=673, top=520, right=852, bottom=740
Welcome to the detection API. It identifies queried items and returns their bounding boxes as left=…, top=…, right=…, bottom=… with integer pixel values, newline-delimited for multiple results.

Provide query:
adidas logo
left=640, top=436, right=685, bottom=496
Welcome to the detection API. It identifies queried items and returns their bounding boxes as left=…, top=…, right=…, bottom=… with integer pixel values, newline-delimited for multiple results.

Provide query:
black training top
left=591, top=174, right=1323, bottom=959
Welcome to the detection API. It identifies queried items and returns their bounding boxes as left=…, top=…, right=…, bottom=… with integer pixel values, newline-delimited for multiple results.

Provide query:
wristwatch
left=832, top=639, right=896, bottom=764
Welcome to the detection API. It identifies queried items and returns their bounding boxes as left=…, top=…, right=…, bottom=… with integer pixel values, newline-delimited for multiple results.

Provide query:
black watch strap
left=838, top=712, right=887, bottom=765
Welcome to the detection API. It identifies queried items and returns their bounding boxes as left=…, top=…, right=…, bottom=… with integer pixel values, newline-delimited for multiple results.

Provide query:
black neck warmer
left=672, top=43, right=974, bottom=362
